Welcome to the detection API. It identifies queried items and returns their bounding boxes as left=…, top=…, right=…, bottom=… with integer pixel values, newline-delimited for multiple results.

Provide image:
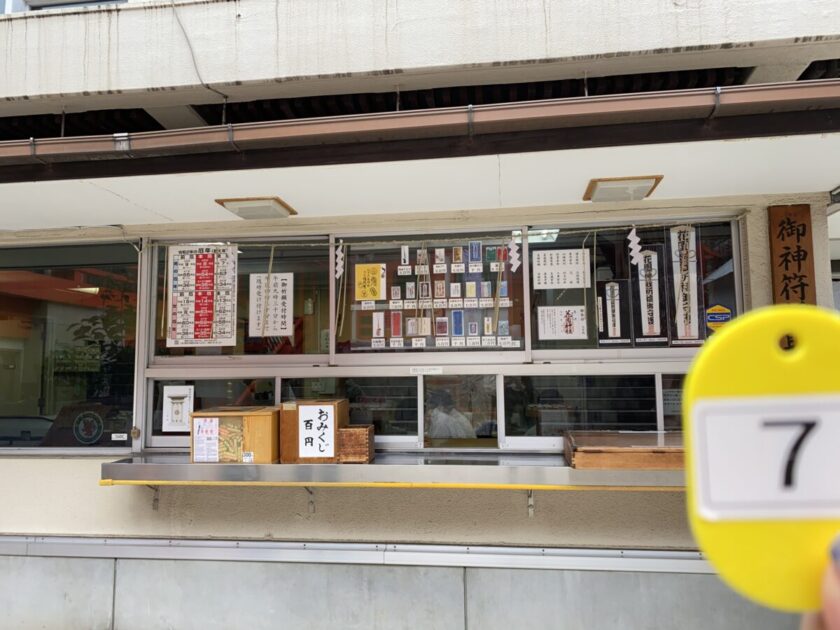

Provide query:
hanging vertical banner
left=167, top=245, right=237, bottom=347
left=768, top=204, right=816, bottom=305
left=249, top=273, right=294, bottom=337
left=637, top=250, right=661, bottom=337
left=597, top=297, right=604, bottom=333
left=532, top=249, right=591, bottom=289
left=605, top=282, right=621, bottom=338
left=631, top=243, right=668, bottom=345
left=354, top=263, right=387, bottom=301
left=597, top=280, right=631, bottom=345
left=670, top=226, right=700, bottom=340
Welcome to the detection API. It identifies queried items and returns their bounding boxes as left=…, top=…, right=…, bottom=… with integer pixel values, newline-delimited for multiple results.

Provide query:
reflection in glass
left=424, top=375, right=497, bottom=448
left=661, top=373, right=685, bottom=431
left=505, top=375, right=657, bottom=436
left=0, top=244, right=137, bottom=447
left=282, top=377, right=418, bottom=436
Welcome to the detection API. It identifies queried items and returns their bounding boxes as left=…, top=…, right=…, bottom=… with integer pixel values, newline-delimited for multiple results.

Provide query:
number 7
left=762, top=419, right=818, bottom=489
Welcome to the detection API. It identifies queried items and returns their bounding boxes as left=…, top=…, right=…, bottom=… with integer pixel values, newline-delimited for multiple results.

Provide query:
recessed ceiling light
left=215, top=197, right=298, bottom=220
left=583, top=176, right=663, bottom=202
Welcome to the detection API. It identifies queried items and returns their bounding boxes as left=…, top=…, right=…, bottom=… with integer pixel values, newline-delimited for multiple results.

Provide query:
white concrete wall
left=0, top=0, right=838, bottom=114
left=0, top=458, right=694, bottom=548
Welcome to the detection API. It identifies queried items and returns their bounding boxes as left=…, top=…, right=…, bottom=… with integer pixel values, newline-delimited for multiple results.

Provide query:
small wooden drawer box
left=338, top=425, right=375, bottom=463
left=190, top=406, right=281, bottom=464
left=280, top=399, right=349, bottom=464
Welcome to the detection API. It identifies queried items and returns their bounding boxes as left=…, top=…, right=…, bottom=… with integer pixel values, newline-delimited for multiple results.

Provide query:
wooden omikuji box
left=280, top=399, right=349, bottom=464
left=190, top=406, right=281, bottom=464
left=564, top=431, right=684, bottom=470
left=338, top=425, right=375, bottom=463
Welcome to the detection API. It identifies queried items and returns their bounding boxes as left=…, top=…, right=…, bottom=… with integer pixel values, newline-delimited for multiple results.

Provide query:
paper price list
left=168, top=245, right=238, bottom=347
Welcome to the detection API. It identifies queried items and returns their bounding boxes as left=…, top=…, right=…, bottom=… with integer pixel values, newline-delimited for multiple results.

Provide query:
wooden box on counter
left=338, top=425, right=375, bottom=463
left=190, top=406, right=281, bottom=464
left=564, top=431, right=684, bottom=470
left=280, top=399, right=349, bottom=464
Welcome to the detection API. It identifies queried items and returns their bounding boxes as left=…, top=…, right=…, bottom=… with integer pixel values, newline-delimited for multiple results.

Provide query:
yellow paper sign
left=684, top=304, right=840, bottom=612
left=354, top=263, right=386, bottom=301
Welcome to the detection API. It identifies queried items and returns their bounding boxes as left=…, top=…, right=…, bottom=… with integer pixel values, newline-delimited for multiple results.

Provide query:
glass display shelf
left=101, top=452, right=684, bottom=491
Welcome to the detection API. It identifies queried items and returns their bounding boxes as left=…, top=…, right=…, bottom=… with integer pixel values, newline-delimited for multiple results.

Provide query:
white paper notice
left=671, top=227, right=699, bottom=339
left=298, top=404, right=335, bottom=458
left=638, top=250, right=661, bottom=336
left=537, top=306, right=587, bottom=340
left=532, top=249, right=591, bottom=290
left=249, top=273, right=294, bottom=337
left=193, top=417, right=219, bottom=463
left=162, top=385, right=194, bottom=433
left=597, top=296, right=604, bottom=333
left=605, top=282, right=621, bottom=338
left=167, top=245, right=238, bottom=347
left=692, top=395, right=840, bottom=521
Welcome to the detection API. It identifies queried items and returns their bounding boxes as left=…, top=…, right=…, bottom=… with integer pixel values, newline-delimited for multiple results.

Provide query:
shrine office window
left=153, top=241, right=330, bottom=357
left=0, top=243, right=138, bottom=448
left=528, top=222, right=739, bottom=350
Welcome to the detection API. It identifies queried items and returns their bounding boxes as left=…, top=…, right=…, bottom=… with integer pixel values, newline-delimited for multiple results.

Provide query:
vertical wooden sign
left=768, top=204, right=816, bottom=305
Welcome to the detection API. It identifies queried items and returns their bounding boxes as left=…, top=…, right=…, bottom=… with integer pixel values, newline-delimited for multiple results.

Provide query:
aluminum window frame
left=147, top=237, right=333, bottom=368
left=331, top=226, right=531, bottom=366
left=138, top=212, right=740, bottom=455
left=529, top=217, right=743, bottom=362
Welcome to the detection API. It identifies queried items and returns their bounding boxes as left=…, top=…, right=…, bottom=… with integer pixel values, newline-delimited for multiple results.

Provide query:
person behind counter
left=427, top=390, right=475, bottom=439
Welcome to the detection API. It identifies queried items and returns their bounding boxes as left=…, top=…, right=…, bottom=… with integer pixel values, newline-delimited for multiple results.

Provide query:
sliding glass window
left=529, top=222, right=738, bottom=350
left=153, top=241, right=330, bottom=357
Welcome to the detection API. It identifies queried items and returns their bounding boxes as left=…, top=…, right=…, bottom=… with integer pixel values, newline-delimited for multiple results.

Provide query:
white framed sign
left=298, top=404, right=335, bottom=458
left=162, top=385, right=194, bottom=433
left=532, top=249, right=591, bottom=290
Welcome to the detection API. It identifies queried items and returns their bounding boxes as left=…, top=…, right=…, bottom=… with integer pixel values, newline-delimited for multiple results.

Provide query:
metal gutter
left=0, top=80, right=838, bottom=167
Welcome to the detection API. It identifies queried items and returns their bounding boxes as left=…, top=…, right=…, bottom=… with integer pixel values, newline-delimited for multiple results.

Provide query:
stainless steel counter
left=101, top=453, right=684, bottom=490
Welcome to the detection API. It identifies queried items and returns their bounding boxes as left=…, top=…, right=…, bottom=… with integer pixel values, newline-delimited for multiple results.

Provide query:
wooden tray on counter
left=564, top=431, right=683, bottom=470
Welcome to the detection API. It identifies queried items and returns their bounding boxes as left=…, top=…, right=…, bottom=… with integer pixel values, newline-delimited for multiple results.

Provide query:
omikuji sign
left=768, top=204, right=817, bottom=305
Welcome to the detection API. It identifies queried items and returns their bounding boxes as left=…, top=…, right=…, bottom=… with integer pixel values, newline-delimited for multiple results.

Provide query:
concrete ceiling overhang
left=0, top=132, right=838, bottom=233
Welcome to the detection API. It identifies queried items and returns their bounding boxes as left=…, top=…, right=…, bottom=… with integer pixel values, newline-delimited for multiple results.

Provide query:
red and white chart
left=167, top=245, right=238, bottom=347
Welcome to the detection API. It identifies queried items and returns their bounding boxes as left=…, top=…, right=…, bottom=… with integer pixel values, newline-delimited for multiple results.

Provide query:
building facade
left=1, top=1, right=839, bottom=628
